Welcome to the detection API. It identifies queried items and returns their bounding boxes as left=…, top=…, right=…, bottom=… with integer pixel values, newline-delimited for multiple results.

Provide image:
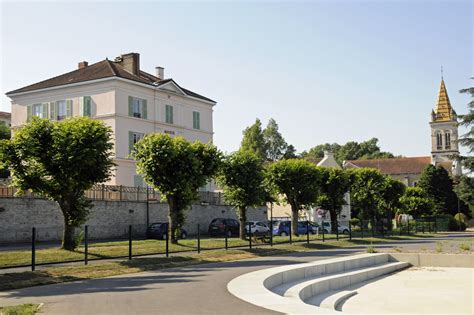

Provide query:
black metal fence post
left=31, top=227, right=36, bottom=271
left=85, top=225, right=89, bottom=265
left=349, top=222, right=352, bottom=241
left=225, top=226, right=228, bottom=250
left=128, top=225, right=132, bottom=260
left=434, top=218, right=437, bottom=233
left=322, top=220, right=325, bottom=242
left=381, top=221, right=385, bottom=238
left=289, top=223, right=292, bottom=244
left=407, top=218, right=410, bottom=234
left=197, top=224, right=200, bottom=254
left=270, top=217, right=273, bottom=247
left=166, top=226, right=170, bottom=257
left=371, top=219, right=375, bottom=238
left=399, top=220, right=402, bottom=236
left=415, top=220, right=418, bottom=234
left=428, top=219, right=432, bottom=233
left=248, top=222, right=252, bottom=249
left=336, top=219, right=339, bottom=241
left=306, top=220, right=309, bottom=245
left=361, top=220, right=364, bottom=239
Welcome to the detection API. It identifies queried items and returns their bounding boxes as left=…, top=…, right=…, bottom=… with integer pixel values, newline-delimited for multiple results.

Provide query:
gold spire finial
left=433, top=76, right=453, bottom=122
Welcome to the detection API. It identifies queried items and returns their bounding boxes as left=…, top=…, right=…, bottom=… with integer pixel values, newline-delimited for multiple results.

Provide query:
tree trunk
left=62, top=221, right=76, bottom=251
left=168, top=196, right=179, bottom=244
left=291, top=204, right=299, bottom=237
left=329, top=208, right=338, bottom=234
left=238, top=206, right=247, bottom=240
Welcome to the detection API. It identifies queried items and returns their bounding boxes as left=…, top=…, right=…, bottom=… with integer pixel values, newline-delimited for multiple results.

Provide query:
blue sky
left=1, top=1, right=472, bottom=156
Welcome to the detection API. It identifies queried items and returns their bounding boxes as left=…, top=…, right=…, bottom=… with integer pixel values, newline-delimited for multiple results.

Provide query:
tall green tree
left=0, top=117, right=115, bottom=250
left=132, top=134, right=222, bottom=244
left=317, top=168, right=351, bottom=233
left=399, top=187, right=434, bottom=218
left=302, top=138, right=395, bottom=164
left=263, top=118, right=288, bottom=161
left=347, top=168, right=386, bottom=225
left=0, top=124, right=11, bottom=178
left=217, top=150, right=267, bottom=239
left=240, top=119, right=267, bottom=160
left=267, top=159, right=323, bottom=236
left=418, top=165, right=460, bottom=216
left=378, top=177, right=406, bottom=229
left=282, top=144, right=297, bottom=159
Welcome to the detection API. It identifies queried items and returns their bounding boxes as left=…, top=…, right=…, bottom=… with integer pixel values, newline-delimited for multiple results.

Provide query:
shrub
left=350, top=218, right=360, bottom=227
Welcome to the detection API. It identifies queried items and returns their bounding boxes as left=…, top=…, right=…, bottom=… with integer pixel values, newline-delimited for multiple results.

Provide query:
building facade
left=0, top=111, right=11, bottom=127
left=6, top=53, right=216, bottom=187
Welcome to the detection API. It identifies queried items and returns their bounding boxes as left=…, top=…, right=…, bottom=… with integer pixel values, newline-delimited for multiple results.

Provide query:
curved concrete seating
left=227, top=253, right=409, bottom=315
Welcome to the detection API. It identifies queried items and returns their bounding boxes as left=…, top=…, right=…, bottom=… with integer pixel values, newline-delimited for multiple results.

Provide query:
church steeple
left=432, top=79, right=455, bottom=122
left=429, top=76, right=461, bottom=176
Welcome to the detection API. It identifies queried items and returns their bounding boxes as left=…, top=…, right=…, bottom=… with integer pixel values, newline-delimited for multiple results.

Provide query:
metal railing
left=0, top=184, right=226, bottom=205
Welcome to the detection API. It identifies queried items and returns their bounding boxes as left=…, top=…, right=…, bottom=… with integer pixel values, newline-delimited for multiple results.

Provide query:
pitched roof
left=344, top=156, right=452, bottom=175
left=433, top=79, right=455, bottom=122
left=6, top=59, right=215, bottom=103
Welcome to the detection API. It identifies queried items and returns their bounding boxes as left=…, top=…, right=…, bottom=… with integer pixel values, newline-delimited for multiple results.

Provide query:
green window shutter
left=42, top=103, right=49, bottom=119
left=165, top=105, right=169, bottom=123
left=129, top=131, right=134, bottom=155
left=128, top=96, right=133, bottom=116
left=84, top=96, right=92, bottom=117
left=27, top=105, right=32, bottom=122
left=79, top=97, right=84, bottom=117
left=50, top=102, right=56, bottom=120
left=167, top=105, right=173, bottom=124
left=142, top=99, right=147, bottom=119
left=66, top=100, right=73, bottom=117
left=196, top=111, right=200, bottom=129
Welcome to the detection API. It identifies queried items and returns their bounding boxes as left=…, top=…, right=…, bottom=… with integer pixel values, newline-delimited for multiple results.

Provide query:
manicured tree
left=399, top=187, right=434, bottom=218
left=267, top=159, right=323, bottom=236
left=132, top=134, right=221, bottom=244
left=217, top=150, right=267, bottom=239
left=418, top=165, right=459, bottom=215
left=317, top=168, right=351, bottom=233
left=240, top=118, right=267, bottom=160
left=0, top=117, right=114, bottom=250
left=458, top=81, right=474, bottom=172
left=347, top=168, right=386, bottom=227
left=378, top=177, right=406, bottom=229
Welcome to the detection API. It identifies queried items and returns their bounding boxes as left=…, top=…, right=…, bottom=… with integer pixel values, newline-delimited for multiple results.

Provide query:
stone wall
left=0, top=198, right=267, bottom=243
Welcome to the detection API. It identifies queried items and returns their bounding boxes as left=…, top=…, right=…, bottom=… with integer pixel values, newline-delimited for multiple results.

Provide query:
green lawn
left=0, top=304, right=40, bottom=315
left=0, top=233, right=436, bottom=268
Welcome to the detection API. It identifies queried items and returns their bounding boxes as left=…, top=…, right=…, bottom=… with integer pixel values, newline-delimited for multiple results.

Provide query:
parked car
left=146, top=222, right=187, bottom=240
left=272, top=220, right=318, bottom=236
left=208, top=218, right=240, bottom=237
left=245, top=221, right=270, bottom=236
left=319, top=221, right=350, bottom=234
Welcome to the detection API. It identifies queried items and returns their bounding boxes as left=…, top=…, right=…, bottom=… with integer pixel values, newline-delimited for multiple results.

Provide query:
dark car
left=272, top=220, right=318, bottom=236
left=208, top=218, right=240, bottom=237
left=146, top=222, right=187, bottom=240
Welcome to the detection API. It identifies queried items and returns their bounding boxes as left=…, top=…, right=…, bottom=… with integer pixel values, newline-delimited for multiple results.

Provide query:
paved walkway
left=0, top=234, right=472, bottom=314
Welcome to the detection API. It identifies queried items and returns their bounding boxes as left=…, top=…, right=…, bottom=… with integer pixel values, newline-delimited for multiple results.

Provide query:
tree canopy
left=301, top=138, right=396, bottom=164
left=133, top=134, right=222, bottom=243
left=0, top=124, right=11, bottom=178
left=267, top=159, right=323, bottom=236
left=317, top=168, right=351, bottom=232
left=0, top=117, right=115, bottom=250
left=399, top=186, right=434, bottom=218
left=240, top=118, right=267, bottom=160
left=217, top=150, right=267, bottom=239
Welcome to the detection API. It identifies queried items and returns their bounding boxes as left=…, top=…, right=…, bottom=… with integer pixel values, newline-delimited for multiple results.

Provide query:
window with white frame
left=165, top=105, right=174, bottom=124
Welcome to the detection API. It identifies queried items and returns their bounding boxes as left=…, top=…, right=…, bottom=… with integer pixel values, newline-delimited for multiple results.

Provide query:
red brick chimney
left=117, top=53, right=140, bottom=75
left=78, top=61, right=88, bottom=69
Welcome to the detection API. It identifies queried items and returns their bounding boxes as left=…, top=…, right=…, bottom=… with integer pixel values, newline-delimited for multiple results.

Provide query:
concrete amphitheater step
left=282, top=261, right=409, bottom=302
left=318, top=290, right=357, bottom=310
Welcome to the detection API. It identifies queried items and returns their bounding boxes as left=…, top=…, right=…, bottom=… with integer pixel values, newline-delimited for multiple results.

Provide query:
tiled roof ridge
left=347, top=156, right=429, bottom=163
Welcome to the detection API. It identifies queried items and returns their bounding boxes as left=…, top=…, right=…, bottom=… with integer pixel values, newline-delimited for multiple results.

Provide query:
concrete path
left=0, top=234, right=472, bottom=314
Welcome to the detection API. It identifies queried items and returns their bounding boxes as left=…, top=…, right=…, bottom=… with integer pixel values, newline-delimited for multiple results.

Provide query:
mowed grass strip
left=0, top=303, right=40, bottom=315
left=0, top=233, right=436, bottom=268
left=0, top=234, right=440, bottom=292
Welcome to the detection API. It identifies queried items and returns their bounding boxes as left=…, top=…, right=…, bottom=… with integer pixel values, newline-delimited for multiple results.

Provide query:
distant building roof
left=344, top=156, right=452, bottom=175
left=6, top=55, right=215, bottom=103
left=0, top=111, right=11, bottom=119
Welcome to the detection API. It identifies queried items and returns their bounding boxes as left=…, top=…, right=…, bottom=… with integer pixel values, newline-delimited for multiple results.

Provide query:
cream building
left=0, top=111, right=11, bottom=127
left=6, top=53, right=216, bottom=187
